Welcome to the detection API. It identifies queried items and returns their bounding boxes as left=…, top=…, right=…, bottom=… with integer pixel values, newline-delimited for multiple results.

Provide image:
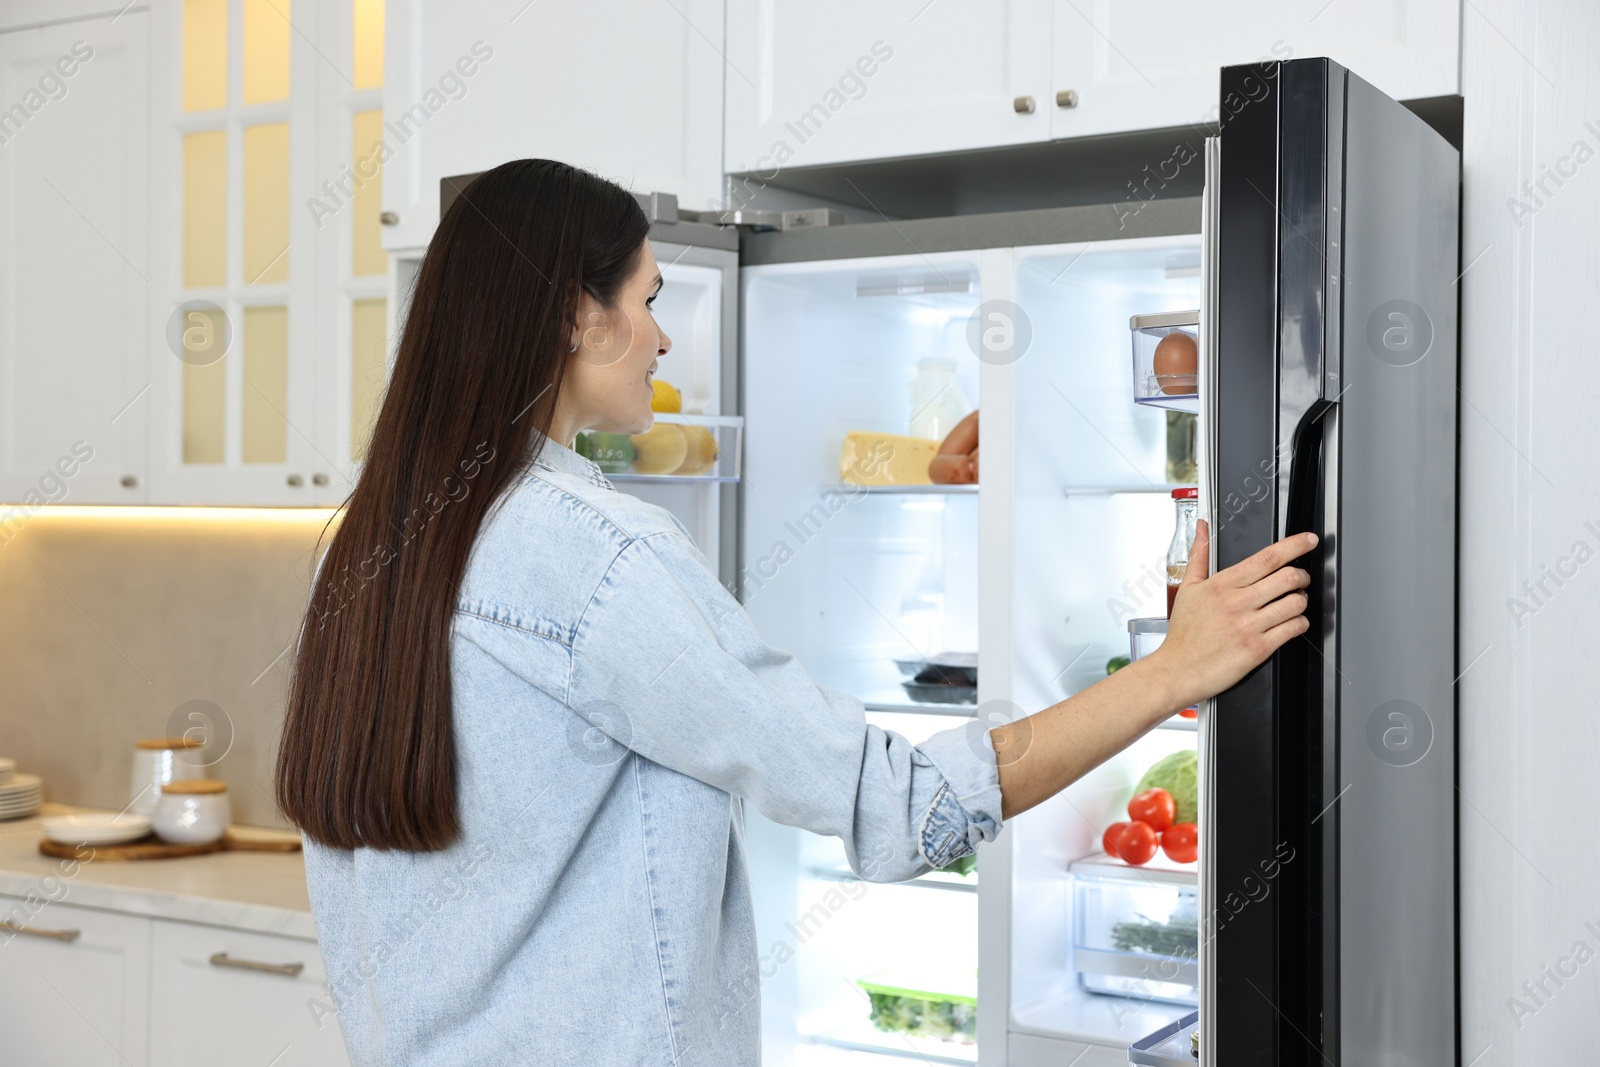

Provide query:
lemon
left=674, top=425, right=719, bottom=476
left=650, top=379, right=682, bottom=413
left=630, top=424, right=688, bottom=475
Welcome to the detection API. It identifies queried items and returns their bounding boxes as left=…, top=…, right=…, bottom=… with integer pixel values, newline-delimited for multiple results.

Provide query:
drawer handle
left=209, top=951, right=305, bottom=977
left=0, top=920, right=81, bottom=942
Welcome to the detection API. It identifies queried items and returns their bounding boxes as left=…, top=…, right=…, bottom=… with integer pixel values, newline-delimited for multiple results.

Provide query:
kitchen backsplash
left=0, top=508, right=336, bottom=827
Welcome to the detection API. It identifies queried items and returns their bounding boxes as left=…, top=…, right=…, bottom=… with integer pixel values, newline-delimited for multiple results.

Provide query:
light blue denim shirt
left=303, top=434, right=1005, bottom=1066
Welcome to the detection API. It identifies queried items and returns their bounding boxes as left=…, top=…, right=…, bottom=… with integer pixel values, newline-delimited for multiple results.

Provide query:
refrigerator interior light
left=855, top=270, right=975, bottom=298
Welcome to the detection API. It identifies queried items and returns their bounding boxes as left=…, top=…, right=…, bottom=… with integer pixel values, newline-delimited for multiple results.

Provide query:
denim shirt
left=302, top=434, right=1005, bottom=1066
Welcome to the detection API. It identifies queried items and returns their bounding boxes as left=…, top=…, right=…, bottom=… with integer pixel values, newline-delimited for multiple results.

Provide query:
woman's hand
left=928, top=410, right=979, bottom=484
left=1149, top=519, right=1318, bottom=711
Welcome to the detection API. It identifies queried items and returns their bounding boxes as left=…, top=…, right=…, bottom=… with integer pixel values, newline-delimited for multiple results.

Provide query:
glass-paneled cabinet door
left=148, top=0, right=328, bottom=506
left=310, top=0, right=388, bottom=506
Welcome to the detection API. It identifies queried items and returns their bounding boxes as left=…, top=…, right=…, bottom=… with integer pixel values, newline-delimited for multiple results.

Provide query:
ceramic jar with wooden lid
left=129, top=736, right=204, bottom=816
left=151, top=778, right=230, bottom=844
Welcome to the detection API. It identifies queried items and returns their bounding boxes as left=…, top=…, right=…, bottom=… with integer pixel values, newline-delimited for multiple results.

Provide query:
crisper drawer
left=1069, top=855, right=1197, bottom=1006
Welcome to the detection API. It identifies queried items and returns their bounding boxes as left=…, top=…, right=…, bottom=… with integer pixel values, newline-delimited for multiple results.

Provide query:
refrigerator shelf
left=844, top=483, right=978, bottom=495
left=606, top=472, right=739, bottom=485
left=803, top=1024, right=976, bottom=1066
left=805, top=865, right=977, bottom=895
left=1060, top=483, right=1192, bottom=496
left=862, top=700, right=977, bottom=719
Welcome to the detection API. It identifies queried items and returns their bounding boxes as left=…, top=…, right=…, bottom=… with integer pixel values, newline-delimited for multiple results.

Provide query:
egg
left=1152, top=330, right=1198, bottom=395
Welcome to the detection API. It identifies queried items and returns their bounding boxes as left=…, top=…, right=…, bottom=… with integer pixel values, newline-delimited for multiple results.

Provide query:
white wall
left=1459, top=0, right=1600, bottom=1060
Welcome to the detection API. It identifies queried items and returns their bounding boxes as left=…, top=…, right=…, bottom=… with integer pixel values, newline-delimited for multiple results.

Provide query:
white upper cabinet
left=0, top=13, right=150, bottom=505
left=379, top=0, right=726, bottom=249
left=723, top=0, right=1054, bottom=174
left=724, top=0, right=1459, bottom=172
left=1049, top=0, right=1460, bottom=141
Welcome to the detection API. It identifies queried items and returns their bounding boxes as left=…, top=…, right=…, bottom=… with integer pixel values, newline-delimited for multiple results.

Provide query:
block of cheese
left=839, top=431, right=938, bottom=486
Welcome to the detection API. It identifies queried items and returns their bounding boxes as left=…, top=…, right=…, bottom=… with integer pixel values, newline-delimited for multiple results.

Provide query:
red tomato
left=1162, top=822, right=1198, bottom=864
left=1102, top=821, right=1134, bottom=860
left=1127, top=788, right=1177, bottom=832
left=1117, top=821, right=1161, bottom=865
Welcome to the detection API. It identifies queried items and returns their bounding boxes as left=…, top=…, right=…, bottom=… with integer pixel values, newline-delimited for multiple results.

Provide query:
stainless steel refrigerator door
left=1206, top=57, right=1459, bottom=1066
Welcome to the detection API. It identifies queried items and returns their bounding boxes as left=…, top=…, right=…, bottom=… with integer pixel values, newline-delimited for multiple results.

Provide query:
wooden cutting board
left=38, top=828, right=302, bottom=861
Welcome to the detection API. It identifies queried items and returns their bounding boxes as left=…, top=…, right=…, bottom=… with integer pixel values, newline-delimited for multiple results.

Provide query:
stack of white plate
left=0, top=765, right=43, bottom=820
left=41, top=813, right=151, bottom=846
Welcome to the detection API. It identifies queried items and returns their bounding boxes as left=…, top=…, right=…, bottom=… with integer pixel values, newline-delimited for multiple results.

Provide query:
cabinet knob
left=287, top=474, right=304, bottom=487
left=379, top=211, right=399, bottom=226
left=120, top=475, right=139, bottom=489
left=312, top=473, right=329, bottom=486
left=1056, top=89, right=1079, bottom=109
left=1013, top=95, right=1036, bottom=114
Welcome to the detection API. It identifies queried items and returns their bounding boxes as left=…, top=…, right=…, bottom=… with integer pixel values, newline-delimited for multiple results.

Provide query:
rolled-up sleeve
left=560, top=529, right=1004, bottom=882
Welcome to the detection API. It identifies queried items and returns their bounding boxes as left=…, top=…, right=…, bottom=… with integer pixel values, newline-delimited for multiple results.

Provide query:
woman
left=277, top=159, right=1315, bottom=1066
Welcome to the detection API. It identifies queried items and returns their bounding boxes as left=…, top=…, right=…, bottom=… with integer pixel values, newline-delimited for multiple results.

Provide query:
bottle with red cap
left=1166, top=487, right=1199, bottom=617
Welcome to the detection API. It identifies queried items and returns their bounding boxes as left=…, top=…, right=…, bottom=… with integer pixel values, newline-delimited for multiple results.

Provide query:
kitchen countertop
left=0, top=803, right=318, bottom=940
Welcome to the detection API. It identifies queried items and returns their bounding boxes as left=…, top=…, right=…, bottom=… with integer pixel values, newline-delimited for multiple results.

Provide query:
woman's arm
left=991, top=519, right=1317, bottom=820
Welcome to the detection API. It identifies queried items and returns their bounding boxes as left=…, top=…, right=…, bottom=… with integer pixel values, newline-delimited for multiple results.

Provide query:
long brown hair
left=277, top=160, right=649, bottom=851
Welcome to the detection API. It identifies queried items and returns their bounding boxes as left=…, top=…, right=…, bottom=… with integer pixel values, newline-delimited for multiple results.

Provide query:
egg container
left=1130, top=310, right=1201, bottom=414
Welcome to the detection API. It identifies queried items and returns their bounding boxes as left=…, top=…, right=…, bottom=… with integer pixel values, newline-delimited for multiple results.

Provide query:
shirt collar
left=529, top=433, right=613, bottom=490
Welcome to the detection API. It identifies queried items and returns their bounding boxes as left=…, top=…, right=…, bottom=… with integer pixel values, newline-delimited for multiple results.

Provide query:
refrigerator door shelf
left=580, top=414, right=743, bottom=484
left=1131, top=310, right=1202, bottom=414
left=1129, top=1010, right=1200, bottom=1067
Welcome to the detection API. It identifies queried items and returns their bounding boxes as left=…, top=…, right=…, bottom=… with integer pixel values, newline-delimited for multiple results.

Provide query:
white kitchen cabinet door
left=380, top=0, right=725, bottom=250
left=725, top=0, right=1053, bottom=176
left=0, top=12, right=150, bottom=505
left=1050, top=0, right=1459, bottom=141
left=143, top=1, right=331, bottom=507
left=148, top=920, right=350, bottom=1067
left=0, top=898, right=151, bottom=1067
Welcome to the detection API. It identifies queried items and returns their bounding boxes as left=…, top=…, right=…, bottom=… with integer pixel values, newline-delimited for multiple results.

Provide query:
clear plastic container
left=1129, top=617, right=1198, bottom=719
left=1131, top=311, right=1200, bottom=413
left=576, top=414, right=743, bottom=482
left=1128, top=617, right=1168, bottom=662
left=908, top=356, right=973, bottom=442
left=1167, top=488, right=1198, bottom=617
left=1070, top=854, right=1198, bottom=1005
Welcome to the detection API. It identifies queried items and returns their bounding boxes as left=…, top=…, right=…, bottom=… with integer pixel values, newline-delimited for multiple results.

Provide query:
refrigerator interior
left=619, top=246, right=736, bottom=573
left=1001, top=234, right=1206, bottom=1050
left=740, top=251, right=984, bottom=1065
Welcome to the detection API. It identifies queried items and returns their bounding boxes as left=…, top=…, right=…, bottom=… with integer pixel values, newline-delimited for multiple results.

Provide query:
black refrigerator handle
left=1278, top=396, right=1341, bottom=1063
left=1284, top=399, right=1334, bottom=541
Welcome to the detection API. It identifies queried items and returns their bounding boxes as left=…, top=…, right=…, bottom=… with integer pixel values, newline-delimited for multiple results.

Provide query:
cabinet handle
left=312, top=473, right=329, bottom=486
left=379, top=211, right=399, bottom=226
left=121, top=475, right=139, bottom=489
left=1056, top=88, right=1079, bottom=109
left=287, top=474, right=304, bottom=487
left=209, top=951, right=305, bottom=977
left=1013, top=94, right=1035, bottom=114
left=0, top=920, right=81, bottom=942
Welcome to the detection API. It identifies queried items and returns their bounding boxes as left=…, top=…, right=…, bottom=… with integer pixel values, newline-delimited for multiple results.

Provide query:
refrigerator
left=447, top=54, right=1459, bottom=1067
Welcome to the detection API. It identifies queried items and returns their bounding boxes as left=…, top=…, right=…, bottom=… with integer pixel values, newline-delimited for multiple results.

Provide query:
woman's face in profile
left=569, top=240, right=671, bottom=436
